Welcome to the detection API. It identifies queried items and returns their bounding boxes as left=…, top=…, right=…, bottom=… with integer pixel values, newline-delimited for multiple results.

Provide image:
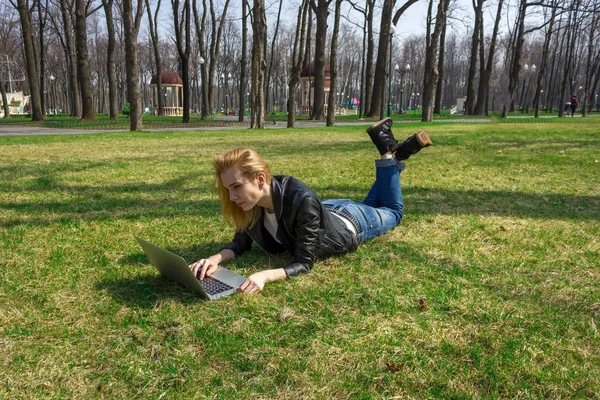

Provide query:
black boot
left=394, top=130, right=433, bottom=161
left=366, top=117, right=399, bottom=155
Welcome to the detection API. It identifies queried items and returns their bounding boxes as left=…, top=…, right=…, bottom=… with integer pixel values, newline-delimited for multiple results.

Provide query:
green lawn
left=1, top=120, right=599, bottom=398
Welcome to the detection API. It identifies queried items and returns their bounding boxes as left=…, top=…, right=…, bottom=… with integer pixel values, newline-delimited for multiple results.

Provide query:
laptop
left=134, top=236, right=246, bottom=300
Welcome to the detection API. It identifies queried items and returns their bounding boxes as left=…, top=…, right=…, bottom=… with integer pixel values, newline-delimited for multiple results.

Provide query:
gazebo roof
left=150, top=70, right=183, bottom=85
left=300, top=63, right=331, bottom=78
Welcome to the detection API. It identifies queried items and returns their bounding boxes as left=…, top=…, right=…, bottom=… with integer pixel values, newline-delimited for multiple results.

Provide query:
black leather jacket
left=222, top=175, right=359, bottom=277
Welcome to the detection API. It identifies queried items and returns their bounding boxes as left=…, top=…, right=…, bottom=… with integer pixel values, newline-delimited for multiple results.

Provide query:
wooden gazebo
left=299, top=63, right=331, bottom=115
left=149, top=71, right=183, bottom=116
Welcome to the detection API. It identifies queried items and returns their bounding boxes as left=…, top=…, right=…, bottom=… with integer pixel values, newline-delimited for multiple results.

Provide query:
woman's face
left=221, top=167, right=265, bottom=212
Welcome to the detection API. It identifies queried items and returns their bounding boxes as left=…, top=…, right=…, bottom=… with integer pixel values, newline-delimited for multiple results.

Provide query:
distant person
left=570, top=95, right=578, bottom=117
left=188, top=118, right=432, bottom=294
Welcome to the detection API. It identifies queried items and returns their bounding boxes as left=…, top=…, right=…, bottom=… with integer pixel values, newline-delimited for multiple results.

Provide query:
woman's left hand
left=238, top=271, right=269, bottom=294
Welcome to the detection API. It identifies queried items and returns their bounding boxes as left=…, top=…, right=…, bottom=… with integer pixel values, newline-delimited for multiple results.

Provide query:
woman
left=189, top=118, right=432, bottom=294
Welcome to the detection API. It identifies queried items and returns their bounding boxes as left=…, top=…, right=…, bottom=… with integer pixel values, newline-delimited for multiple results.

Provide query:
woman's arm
left=189, top=249, right=235, bottom=280
left=238, top=268, right=287, bottom=294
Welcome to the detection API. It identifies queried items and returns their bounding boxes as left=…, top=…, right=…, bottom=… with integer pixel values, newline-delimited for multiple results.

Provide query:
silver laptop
left=134, top=236, right=246, bottom=299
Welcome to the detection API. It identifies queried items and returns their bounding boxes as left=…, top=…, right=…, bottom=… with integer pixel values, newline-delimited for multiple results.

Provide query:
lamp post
left=199, top=57, right=206, bottom=120
left=49, top=74, right=56, bottom=116
left=409, top=92, right=414, bottom=111
left=415, top=92, right=420, bottom=114
left=399, top=63, right=410, bottom=113
left=387, top=24, right=396, bottom=118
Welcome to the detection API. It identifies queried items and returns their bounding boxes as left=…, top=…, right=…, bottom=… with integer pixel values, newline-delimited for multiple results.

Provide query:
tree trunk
left=250, top=0, right=266, bottom=128
left=146, top=0, right=163, bottom=116
left=287, top=0, right=309, bottom=128
left=366, top=0, right=394, bottom=118
left=363, top=0, right=374, bottom=117
left=238, top=0, right=247, bottom=122
left=15, top=0, right=44, bottom=120
left=474, top=0, right=503, bottom=115
left=421, top=0, right=448, bottom=122
left=103, top=0, right=118, bottom=119
left=75, top=0, right=95, bottom=120
left=503, top=0, right=526, bottom=117
left=559, top=6, right=579, bottom=118
left=433, top=2, right=448, bottom=115
left=308, top=0, right=331, bottom=120
left=465, top=0, right=484, bottom=115
left=1, top=74, right=10, bottom=118
left=265, top=0, right=283, bottom=115
left=582, top=2, right=599, bottom=117
left=533, top=1, right=557, bottom=118
left=207, top=0, right=231, bottom=113
left=192, top=0, right=208, bottom=118
left=121, top=0, right=145, bottom=130
left=326, top=0, right=341, bottom=126
left=59, top=0, right=81, bottom=117
left=173, top=0, right=191, bottom=123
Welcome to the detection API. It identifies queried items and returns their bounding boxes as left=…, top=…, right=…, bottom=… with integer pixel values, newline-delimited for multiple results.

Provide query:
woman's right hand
left=189, top=257, right=219, bottom=281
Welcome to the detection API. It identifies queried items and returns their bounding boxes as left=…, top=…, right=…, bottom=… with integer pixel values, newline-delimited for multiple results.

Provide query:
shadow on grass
left=2, top=185, right=599, bottom=229
left=97, top=274, right=205, bottom=307
left=99, top=243, right=232, bottom=307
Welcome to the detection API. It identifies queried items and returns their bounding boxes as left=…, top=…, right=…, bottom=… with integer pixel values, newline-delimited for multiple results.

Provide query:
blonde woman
left=189, top=118, right=432, bottom=294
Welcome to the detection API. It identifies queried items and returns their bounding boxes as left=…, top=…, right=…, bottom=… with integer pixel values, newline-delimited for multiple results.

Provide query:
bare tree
left=308, top=0, right=332, bottom=120
left=121, top=0, right=145, bottom=130
left=421, top=0, right=449, bottom=121
left=238, top=0, right=247, bottom=122
left=474, top=0, right=503, bottom=115
left=464, top=0, right=485, bottom=115
left=192, top=0, right=208, bottom=118
left=75, top=0, right=99, bottom=120
left=0, top=4, right=19, bottom=118
left=582, top=0, right=599, bottom=116
left=533, top=0, right=558, bottom=118
left=265, top=0, right=283, bottom=115
left=10, top=0, right=44, bottom=120
left=102, top=0, right=118, bottom=119
left=207, top=0, right=231, bottom=112
left=365, top=0, right=418, bottom=118
left=326, top=0, right=342, bottom=126
left=287, top=0, right=308, bottom=128
left=173, top=0, right=191, bottom=122
left=57, top=0, right=82, bottom=117
left=250, top=0, right=266, bottom=128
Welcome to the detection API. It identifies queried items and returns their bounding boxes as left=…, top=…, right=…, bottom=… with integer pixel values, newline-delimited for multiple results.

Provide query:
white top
left=331, top=213, right=357, bottom=235
left=263, top=211, right=281, bottom=243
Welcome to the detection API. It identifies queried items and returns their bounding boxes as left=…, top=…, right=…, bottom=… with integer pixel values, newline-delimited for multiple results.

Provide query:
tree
left=192, top=0, right=208, bottom=118
left=464, top=0, right=485, bottom=115
left=10, top=0, right=44, bottom=120
left=102, top=0, right=118, bottom=119
left=75, top=0, right=97, bottom=120
left=365, top=0, right=418, bottom=118
left=265, top=0, right=283, bottom=115
left=421, top=0, right=449, bottom=121
left=58, top=0, right=82, bottom=117
left=146, top=0, right=164, bottom=116
left=287, top=0, right=309, bottom=128
left=121, top=0, right=145, bottom=130
left=308, top=0, right=332, bottom=120
left=0, top=4, right=19, bottom=118
left=173, top=0, right=191, bottom=122
left=238, top=0, right=247, bottom=122
left=250, top=0, right=266, bottom=128
left=474, top=0, right=503, bottom=115
left=326, top=0, right=342, bottom=126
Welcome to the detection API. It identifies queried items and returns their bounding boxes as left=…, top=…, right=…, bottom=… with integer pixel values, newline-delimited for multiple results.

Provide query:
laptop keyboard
left=199, top=276, right=235, bottom=295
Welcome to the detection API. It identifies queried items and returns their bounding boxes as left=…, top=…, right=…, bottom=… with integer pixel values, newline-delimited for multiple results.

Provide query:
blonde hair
left=213, top=148, right=273, bottom=231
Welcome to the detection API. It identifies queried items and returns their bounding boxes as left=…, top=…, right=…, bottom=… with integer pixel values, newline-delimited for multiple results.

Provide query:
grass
left=1, top=120, right=599, bottom=398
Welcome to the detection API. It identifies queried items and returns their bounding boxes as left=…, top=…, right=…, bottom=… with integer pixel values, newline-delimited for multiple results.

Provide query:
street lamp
left=399, top=63, right=410, bottom=113
left=49, top=74, right=56, bottom=116
left=387, top=23, right=396, bottom=118
left=415, top=92, right=420, bottom=114
left=199, top=57, right=206, bottom=120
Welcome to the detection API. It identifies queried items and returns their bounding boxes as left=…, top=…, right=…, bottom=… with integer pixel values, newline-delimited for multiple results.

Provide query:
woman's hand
left=238, top=268, right=287, bottom=295
left=189, top=256, right=220, bottom=280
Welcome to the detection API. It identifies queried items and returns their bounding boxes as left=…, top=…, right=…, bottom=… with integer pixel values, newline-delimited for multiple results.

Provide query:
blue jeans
left=323, top=158, right=404, bottom=243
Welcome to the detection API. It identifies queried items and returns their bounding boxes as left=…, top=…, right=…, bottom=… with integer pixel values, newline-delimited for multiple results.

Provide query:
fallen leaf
left=499, top=226, right=507, bottom=232
left=419, top=298, right=427, bottom=310
left=385, top=362, right=404, bottom=373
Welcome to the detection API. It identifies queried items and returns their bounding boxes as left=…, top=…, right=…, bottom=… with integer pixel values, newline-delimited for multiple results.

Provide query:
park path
left=5, top=114, right=597, bottom=137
